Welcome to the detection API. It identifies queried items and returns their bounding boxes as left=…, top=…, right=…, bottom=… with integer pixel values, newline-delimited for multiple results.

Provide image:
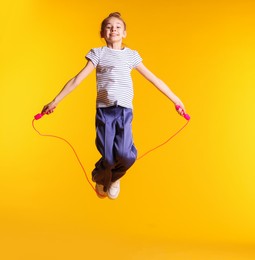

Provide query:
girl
left=41, top=12, right=186, bottom=200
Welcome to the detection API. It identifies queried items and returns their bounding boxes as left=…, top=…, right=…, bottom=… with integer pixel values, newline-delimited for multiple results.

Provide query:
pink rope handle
left=175, top=105, right=191, bottom=120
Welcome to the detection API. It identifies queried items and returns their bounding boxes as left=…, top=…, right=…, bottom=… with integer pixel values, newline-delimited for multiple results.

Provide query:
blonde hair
left=100, top=12, right=126, bottom=37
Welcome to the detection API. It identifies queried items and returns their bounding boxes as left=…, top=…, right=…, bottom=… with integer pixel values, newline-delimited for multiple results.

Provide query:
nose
left=111, top=27, right=117, bottom=32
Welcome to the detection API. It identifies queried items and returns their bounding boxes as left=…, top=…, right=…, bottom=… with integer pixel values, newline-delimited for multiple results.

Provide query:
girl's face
left=101, top=17, right=127, bottom=47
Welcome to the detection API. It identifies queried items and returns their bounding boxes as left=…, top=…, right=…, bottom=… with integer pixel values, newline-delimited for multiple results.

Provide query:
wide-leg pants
left=92, top=106, right=137, bottom=192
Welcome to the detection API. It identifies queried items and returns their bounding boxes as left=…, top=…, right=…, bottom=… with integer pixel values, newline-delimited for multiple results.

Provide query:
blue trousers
left=92, top=106, right=137, bottom=191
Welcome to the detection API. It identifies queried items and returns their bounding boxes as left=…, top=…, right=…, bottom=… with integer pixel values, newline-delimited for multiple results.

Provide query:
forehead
left=105, top=17, right=124, bottom=26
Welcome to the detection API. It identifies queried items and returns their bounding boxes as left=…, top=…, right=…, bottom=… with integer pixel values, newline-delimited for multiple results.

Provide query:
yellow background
left=1, top=0, right=255, bottom=259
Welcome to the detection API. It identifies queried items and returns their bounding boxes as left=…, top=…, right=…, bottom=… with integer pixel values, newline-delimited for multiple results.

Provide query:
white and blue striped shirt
left=86, top=46, right=142, bottom=109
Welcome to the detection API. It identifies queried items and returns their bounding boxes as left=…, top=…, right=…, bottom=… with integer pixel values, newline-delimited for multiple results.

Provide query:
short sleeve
left=132, top=50, right=142, bottom=68
left=85, top=48, right=100, bottom=67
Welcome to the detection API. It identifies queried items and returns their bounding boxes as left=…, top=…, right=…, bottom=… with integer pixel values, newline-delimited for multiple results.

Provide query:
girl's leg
left=111, top=107, right=137, bottom=182
left=92, top=107, right=137, bottom=191
left=92, top=108, right=116, bottom=191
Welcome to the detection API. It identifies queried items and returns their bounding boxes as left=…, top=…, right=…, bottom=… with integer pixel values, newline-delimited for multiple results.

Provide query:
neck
left=106, top=42, right=123, bottom=50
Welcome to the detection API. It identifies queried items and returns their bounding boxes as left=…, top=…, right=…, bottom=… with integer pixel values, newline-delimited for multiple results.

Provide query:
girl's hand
left=175, top=101, right=186, bottom=116
left=41, top=101, right=57, bottom=115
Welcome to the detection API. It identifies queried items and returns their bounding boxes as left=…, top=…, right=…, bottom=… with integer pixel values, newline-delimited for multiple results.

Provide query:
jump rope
left=32, top=105, right=190, bottom=195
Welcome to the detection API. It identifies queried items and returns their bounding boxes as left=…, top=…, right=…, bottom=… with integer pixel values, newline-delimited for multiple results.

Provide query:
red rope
left=137, top=120, right=189, bottom=160
left=32, top=118, right=189, bottom=195
left=32, top=119, right=97, bottom=193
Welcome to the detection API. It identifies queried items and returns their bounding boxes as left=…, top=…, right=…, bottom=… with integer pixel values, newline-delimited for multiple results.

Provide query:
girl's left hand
left=175, top=102, right=186, bottom=116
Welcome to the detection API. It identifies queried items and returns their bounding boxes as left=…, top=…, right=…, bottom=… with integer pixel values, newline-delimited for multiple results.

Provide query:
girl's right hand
left=175, top=101, right=186, bottom=116
left=41, top=101, right=57, bottom=115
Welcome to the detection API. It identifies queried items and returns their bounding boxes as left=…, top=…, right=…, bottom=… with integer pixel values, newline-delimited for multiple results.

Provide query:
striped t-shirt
left=86, top=46, right=142, bottom=109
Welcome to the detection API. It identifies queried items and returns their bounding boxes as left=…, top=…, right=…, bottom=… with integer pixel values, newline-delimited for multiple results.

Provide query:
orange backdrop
left=1, top=0, right=255, bottom=259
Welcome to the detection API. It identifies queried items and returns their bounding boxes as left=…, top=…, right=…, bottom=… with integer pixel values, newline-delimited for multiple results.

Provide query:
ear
left=123, top=30, right=127, bottom=38
left=100, top=31, right=104, bottom=38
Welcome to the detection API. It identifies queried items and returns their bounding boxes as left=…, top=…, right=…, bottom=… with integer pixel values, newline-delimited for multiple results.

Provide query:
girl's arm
left=42, top=60, right=95, bottom=114
left=136, top=62, right=186, bottom=114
